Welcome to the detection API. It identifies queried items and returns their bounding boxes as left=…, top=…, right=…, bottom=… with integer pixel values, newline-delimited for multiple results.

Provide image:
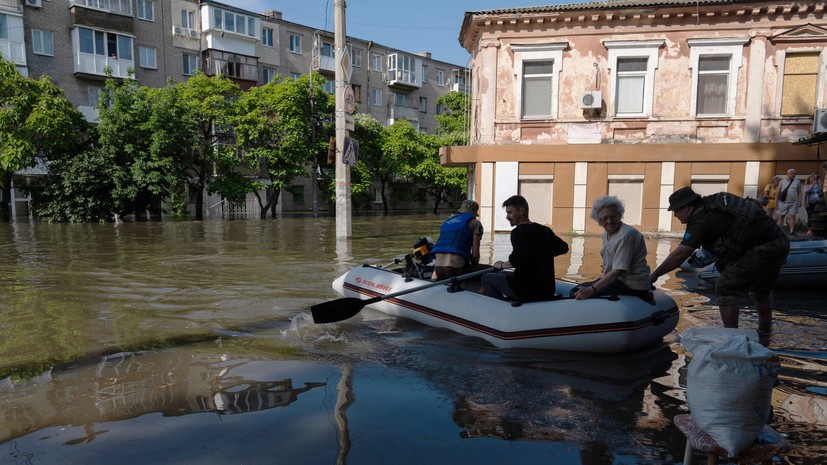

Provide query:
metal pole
left=334, top=0, right=352, bottom=238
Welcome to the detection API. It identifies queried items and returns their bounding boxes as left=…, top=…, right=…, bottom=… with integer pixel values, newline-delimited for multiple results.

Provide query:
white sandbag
left=681, top=328, right=779, bottom=457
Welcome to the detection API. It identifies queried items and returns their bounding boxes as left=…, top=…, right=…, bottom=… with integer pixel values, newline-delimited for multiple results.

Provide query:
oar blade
left=311, top=297, right=368, bottom=324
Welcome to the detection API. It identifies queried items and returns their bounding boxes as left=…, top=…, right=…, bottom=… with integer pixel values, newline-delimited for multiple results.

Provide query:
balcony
left=312, top=54, right=335, bottom=74
left=73, top=52, right=132, bottom=79
left=451, top=82, right=470, bottom=93
left=387, top=53, right=422, bottom=89
left=0, top=38, right=25, bottom=66
left=390, top=105, right=419, bottom=122
left=69, top=0, right=132, bottom=16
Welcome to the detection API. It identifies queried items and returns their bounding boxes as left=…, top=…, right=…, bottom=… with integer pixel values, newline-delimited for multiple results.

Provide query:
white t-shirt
left=602, top=223, right=651, bottom=291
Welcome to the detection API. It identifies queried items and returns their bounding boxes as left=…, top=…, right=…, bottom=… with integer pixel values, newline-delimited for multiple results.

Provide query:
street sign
left=344, top=85, right=356, bottom=113
left=345, top=114, right=354, bottom=131
left=342, top=137, right=358, bottom=167
left=340, top=46, right=353, bottom=83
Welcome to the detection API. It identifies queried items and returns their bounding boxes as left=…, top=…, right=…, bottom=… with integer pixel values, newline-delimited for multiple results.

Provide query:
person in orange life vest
left=430, top=199, right=483, bottom=280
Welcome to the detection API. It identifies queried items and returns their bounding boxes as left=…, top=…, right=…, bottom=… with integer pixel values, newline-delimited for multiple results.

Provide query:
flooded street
left=1, top=216, right=825, bottom=464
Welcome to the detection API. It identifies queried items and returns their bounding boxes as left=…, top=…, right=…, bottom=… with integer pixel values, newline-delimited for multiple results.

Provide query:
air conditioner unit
left=173, top=25, right=184, bottom=36
left=25, top=0, right=42, bottom=8
left=814, top=109, right=827, bottom=134
left=187, top=29, right=200, bottom=39
left=580, top=90, right=602, bottom=109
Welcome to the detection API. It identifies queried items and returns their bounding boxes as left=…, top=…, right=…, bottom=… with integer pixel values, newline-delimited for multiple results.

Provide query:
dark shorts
left=715, top=234, right=790, bottom=305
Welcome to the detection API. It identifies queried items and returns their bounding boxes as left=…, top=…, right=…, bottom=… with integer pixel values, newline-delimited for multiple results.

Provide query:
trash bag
left=681, top=328, right=779, bottom=457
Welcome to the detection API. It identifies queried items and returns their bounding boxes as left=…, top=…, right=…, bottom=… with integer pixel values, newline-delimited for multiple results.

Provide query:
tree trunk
left=269, top=188, right=280, bottom=218
left=381, top=181, right=389, bottom=215
left=432, top=189, right=444, bottom=214
left=194, top=182, right=204, bottom=221
left=0, top=170, right=11, bottom=222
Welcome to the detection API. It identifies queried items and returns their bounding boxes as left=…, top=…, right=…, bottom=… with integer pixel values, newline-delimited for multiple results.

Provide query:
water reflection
left=1, top=217, right=825, bottom=464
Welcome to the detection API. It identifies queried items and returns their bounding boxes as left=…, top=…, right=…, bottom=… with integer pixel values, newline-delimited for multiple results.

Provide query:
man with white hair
left=775, top=168, right=803, bottom=234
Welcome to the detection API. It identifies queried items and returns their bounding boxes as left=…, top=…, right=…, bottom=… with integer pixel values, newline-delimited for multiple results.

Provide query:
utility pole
left=334, top=0, right=352, bottom=238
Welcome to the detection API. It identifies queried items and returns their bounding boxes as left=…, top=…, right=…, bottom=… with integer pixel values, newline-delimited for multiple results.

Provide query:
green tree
left=350, top=114, right=389, bottom=213
left=96, top=75, right=182, bottom=219
left=0, top=57, right=85, bottom=221
left=404, top=133, right=468, bottom=214
left=233, top=74, right=334, bottom=218
left=378, top=120, right=426, bottom=214
left=435, top=91, right=471, bottom=146
left=178, top=72, right=241, bottom=220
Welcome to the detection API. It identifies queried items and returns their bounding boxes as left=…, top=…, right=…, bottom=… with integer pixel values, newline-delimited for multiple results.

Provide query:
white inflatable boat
left=323, top=265, right=679, bottom=353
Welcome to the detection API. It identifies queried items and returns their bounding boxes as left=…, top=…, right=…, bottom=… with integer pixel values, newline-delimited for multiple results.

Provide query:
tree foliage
left=435, top=91, right=471, bottom=146
left=233, top=73, right=334, bottom=218
left=0, top=57, right=86, bottom=221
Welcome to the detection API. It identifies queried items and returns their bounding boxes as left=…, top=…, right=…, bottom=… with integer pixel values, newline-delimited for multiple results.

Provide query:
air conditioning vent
left=26, top=0, right=43, bottom=8
left=580, top=90, right=602, bottom=109
left=173, top=25, right=184, bottom=36
left=187, top=29, right=200, bottom=39
left=814, top=109, right=827, bottom=134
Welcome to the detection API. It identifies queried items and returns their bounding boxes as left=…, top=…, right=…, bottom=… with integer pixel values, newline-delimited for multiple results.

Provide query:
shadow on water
left=1, top=217, right=825, bottom=464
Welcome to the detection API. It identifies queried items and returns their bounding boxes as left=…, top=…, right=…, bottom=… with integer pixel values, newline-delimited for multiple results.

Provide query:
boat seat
left=673, top=414, right=790, bottom=465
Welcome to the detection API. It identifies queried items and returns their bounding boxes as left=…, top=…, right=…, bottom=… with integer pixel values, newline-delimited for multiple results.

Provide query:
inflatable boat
left=318, top=265, right=679, bottom=353
left=685, top=239, right=827, bottom=291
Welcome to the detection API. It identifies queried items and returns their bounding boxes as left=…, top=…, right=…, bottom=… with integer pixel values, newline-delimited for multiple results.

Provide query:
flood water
left=1, top=215, right=825, bottom=465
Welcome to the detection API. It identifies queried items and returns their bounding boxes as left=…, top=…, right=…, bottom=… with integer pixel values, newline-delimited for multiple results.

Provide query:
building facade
left=446, top=0, right=826, bottom=234
left=1, top=0, right=467, bottom=218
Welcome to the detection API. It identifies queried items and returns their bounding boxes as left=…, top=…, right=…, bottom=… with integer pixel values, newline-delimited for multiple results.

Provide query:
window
left=352, top=48, right=362, bottom=67
left=289, top=34, right=301, bottom=54
left=263, top=67, right=276, bottom=84
left=139, top=46, right=157, bottom=69
left=436, top=103, right=444, bottom=115
left=606, top=40, right=664, bottom=117
left=76, top=0, right=131, bottom=15
left=137, top=0, right=154, bottom=21
left=183, top=54, right=198, bottom=76
left=394, top=92, right=408, bottom=107
left=695, top=56, right=731, bottom=116
left=422, top=65, right=428, bottom=83
left=371, top=53, right=382, bottom=71
left=435, top=69, right=445, bottom=85
left=324, top=78, right=335, bottom=94
left=262, top=28, right=274, bottom=47
left=0, top=14, right=6, bottom=41
left=213, top=9, right=256, bottom=37
left=387, top=53, right=418, bottom=85
left=688, top=38, right=746, bottom=117
left=88, top=85, right=104, bottom=106
left=32, top=29, right=54, bottom=56
left=513, top=43, right=566, bottom=119
left=181, top=10, right=195, bottom=29
left=352, top=84, right=361, bottom=103
left=372, top=88, right=382, bottom=106
left=615, top=58, right=647, bottom=114
left=78, top=27, right=132, bottom=60
left=321, top=42, right=333, bottom=58
left=781, top=52, right=820, bottom=116
left=419, top=96, right=427, bottom=112
left=521, top=60, right=554, bottom=117
left=290, top=72, right=301, bottom=80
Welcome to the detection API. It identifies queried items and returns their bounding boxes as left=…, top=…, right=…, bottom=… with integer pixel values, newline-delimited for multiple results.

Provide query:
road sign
left=344, top=85, right=356, bottom=113
left=340, top=46, right=353, bottom=83
left=342, top=137, right=358, bottom=167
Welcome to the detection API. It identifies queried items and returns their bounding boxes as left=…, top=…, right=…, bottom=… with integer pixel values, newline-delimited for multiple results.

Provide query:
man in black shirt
left=482, top=195, right=569, bottom=302
left=650, top=187, right=789, bottom=331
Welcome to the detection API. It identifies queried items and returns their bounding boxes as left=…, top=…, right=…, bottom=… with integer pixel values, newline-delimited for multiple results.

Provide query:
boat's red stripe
left=342, top=283, right=679, bottom=340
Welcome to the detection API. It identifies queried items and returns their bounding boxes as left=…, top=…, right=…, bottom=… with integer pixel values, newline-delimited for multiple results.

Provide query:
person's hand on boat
left=574, top=284, right=599, bottom=300
left=492, top=260, right=511, bottom=271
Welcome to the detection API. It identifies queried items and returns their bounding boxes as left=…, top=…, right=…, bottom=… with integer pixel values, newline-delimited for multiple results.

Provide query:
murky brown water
left=1, top=216, right=825, bottom=464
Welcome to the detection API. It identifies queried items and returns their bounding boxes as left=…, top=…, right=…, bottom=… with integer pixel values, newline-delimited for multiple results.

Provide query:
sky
left=220, top=0, right=581, bottom=66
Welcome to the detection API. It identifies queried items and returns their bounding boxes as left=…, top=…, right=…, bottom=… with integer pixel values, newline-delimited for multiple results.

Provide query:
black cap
left=667, top=186, right=701, bottom=211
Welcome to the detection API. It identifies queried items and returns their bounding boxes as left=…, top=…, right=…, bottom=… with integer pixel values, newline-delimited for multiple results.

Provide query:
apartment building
left=445, top=0, right=826, bottom=234
left=1, top=0, right=467, bottom=218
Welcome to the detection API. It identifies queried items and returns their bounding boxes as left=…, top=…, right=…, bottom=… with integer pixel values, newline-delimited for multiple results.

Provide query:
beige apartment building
left=446, top=0, right=826, bottom=235
left=1, top=0, right=467, bottom=218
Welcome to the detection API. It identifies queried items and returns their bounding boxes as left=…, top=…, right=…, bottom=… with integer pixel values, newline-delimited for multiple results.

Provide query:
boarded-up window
left=781, top=53, right=819, bottom=116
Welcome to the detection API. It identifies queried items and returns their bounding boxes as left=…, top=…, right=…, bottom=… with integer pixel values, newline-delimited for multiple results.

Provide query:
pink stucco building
left=445, top=0, right=826, bottom=234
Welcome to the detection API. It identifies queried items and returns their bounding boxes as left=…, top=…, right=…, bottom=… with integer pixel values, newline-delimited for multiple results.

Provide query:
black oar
left=311, top=267, right=496, bottom=324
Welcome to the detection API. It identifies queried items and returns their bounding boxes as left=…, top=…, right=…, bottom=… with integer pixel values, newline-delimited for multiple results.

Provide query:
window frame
left=419, top=96, right=427, bottom=113
left=513, top=43, right=567, bottom=120
left=289, top=34, right=301, bottom=54
left=183, top=53, right=199, bottom=76
left=262, top=67, right=276, bottom=84
left=138, top=45, right=157, bottom=69
left=605, top=39, right=664, bottom=118
left=688, top=37, right=747, bottom=118
left=351, top=48, right=362, bottom=68
left=136, top=0, right=154, bottom=22
left=778, top=50, right=823, bottom=117
left=371, top=88, right=382, bottom=106
left=371, top=53, right=382, bottom=72
left=261, top=27, right=274, bottom=47
left=32, top=29, right=54, bottom=56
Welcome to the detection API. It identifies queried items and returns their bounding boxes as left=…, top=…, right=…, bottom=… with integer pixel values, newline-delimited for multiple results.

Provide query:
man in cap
left=649, top=186, right=789, bottom=332
left=430, top=199, right=484, bottom=280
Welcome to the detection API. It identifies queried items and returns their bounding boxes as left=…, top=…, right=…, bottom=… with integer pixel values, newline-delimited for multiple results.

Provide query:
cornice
left=460, top=1, right=826, bottom=52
